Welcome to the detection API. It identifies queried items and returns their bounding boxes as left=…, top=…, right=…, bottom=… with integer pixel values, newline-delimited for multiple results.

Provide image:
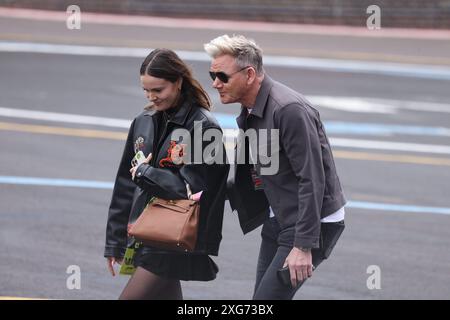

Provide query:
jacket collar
left=236, top=74, right=274, bottom=128
left=250, top=74, right=273, bottom=118
left=143, top=109, right=157, bottom=117
left=144, top=99, right=193, bottom=126
left=166, top=99, right=192, bottom=126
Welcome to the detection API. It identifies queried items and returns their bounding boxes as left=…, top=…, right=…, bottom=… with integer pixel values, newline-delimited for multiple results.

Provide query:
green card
left=119, top=246, right=137, bottom=275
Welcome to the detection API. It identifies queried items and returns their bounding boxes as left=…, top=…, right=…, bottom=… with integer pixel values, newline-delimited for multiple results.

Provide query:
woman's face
left=140, top=74, right=181, bottom=111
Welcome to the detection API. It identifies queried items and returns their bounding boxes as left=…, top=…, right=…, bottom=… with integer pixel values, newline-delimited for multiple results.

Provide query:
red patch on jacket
left=159, top=141, right=186, bottom=168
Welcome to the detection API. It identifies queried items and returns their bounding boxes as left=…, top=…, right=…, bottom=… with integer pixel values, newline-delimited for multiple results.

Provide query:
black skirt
left=134, top=246, right=218, bottom=281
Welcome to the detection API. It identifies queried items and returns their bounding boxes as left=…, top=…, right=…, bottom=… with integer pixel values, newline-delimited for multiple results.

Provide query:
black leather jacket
left=104, top=101, right=229, bottom=258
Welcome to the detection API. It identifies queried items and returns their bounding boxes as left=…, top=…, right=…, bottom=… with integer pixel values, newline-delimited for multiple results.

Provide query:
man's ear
left=246, top=67, right=257, bottom=85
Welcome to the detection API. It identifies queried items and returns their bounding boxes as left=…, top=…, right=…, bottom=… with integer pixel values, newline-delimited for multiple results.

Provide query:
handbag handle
left=152, top=198, right=195, bottom=212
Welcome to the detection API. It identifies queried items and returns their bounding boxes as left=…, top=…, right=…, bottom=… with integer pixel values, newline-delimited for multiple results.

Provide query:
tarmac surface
left=0, top=8, right=449, bottom=300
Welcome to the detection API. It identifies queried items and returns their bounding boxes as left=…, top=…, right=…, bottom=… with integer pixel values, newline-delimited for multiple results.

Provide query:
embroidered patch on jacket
left=134, top=136, right=145, bottom=154
left=159, top=140, right=187, bottom=167
left=250, top=167, right=264, bottom=190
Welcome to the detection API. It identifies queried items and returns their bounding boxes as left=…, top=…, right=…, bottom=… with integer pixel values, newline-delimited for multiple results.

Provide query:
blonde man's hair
left=204, top=34, right=264, bottom=75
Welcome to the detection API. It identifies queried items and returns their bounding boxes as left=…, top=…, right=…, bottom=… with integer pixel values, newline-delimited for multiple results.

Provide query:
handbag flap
left=151, top=198, right=196, bottom=213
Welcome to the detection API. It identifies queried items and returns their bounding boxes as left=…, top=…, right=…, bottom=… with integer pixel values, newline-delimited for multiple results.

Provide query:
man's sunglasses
left=209, top=66, right=250, bottom=83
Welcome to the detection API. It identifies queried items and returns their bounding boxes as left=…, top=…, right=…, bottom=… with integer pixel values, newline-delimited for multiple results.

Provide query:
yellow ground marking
left=1, top=121, right=450, bottom=167
left=333, top=150, right=450, bottom=167
left=0, top=121, right=126, bottom=140
left=0, top=296, right=47, bottom=300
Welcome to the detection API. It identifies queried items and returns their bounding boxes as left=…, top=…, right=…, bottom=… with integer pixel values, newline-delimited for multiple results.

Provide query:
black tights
left=119, top=267, right=183, bottom=300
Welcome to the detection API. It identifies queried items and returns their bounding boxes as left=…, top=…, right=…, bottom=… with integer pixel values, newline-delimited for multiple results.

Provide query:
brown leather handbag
left=128, top=197, right=200, bottom=252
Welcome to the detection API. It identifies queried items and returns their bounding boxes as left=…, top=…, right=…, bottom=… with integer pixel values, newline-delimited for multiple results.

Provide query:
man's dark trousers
left=253, top=217, right=345, bottom=300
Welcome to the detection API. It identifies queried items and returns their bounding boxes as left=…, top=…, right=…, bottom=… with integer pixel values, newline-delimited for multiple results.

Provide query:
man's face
left=210, top=55, right=248, bottom=105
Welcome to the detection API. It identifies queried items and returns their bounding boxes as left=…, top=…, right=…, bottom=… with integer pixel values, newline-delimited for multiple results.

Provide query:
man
left=204, top=34, right=346, bottom=300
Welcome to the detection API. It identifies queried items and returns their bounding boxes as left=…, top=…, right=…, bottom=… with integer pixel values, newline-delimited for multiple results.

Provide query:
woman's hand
left=130, top=153, right=152, bottom=180
left=107, top=257, right=124, bottom=277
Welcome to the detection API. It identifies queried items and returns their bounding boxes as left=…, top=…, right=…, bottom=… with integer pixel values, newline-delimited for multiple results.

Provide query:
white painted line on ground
left=310, top=96, right=396, bottom=114
left=0, top=107, right=130, bottom=128
left=347, top=201, right=450, bottom=216
left=1, top=107, right=450, bottom=154
left=309, top=96, right=450, bottom=114
left=2, top=42, right=450, bottom=80
left=330, top=138, right=450, bottom=155
left=0, top=41, right=149, bottom=57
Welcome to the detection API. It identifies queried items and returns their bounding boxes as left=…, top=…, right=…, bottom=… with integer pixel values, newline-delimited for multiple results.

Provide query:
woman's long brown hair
left=140, top=48, right=211, bottom=110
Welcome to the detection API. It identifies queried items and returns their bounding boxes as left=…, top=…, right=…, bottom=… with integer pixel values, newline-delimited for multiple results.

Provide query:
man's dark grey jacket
left=227, top=75, right=346, bottom=249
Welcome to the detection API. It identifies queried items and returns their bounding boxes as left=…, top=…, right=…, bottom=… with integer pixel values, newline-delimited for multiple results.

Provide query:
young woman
left=104, top=48, right=229, bottom=299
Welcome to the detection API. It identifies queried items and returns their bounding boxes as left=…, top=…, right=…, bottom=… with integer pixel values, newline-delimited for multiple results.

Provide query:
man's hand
left=283, top=247, right=313, bottom=288
left=130, top=153, right=152, bottom=180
